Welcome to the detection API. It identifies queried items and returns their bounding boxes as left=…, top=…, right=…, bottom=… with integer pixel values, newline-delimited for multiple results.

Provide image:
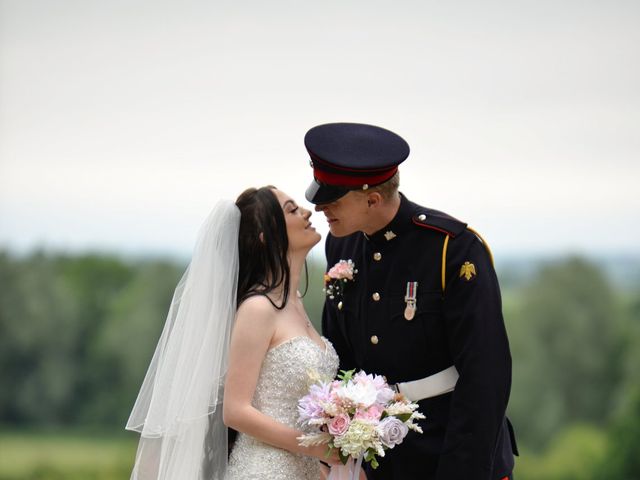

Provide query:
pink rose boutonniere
left=323, top=259, right=357, bottom=305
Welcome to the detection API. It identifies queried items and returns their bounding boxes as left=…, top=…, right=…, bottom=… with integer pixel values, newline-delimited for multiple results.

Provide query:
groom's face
left=314, top=191, right=370, bottom=237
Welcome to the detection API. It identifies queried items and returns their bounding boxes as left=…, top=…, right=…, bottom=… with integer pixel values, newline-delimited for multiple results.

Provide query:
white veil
left=126, top=200, right=241, bottom=480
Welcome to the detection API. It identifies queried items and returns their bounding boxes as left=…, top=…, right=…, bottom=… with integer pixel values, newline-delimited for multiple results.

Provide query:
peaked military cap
left=304, top=122, right=410, bottom=204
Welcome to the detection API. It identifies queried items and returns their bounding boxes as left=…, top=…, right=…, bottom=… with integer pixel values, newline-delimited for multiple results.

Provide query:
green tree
left=597, top=292, right=640, bottom=479
left=599, top=388, right=640, bottom=479
left=0, top=252, right=81, bottom=424
left=54, top=254, right=136, bottom=424
left=516, top=424, right=607, bottom=480
left=0, top=251, right=183, bottom=427
left=90, top=260, right=184, bottom=425
left=508, top=257, right=625, bottom=450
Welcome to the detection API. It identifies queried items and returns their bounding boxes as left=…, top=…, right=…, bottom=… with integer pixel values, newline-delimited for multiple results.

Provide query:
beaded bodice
left=225, top=336, right=339, bottom=480
left=253, top=336, right=339, bottom=427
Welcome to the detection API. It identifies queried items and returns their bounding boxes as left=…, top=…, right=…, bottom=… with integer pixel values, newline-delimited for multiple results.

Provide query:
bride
left=126, top=186, right=343, bottom=479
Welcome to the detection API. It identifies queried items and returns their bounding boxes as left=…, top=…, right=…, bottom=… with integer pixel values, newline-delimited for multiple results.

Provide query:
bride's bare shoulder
left=236, top=295, right=278, bottom=319
left=233, top=295, right=278, bottom=342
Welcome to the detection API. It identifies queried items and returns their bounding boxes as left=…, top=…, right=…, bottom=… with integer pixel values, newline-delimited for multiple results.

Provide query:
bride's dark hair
left=235, top=186, right=290, bottom=310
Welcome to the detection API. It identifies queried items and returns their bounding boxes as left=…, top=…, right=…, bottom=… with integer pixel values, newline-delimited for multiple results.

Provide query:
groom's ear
left=366, top=192, right=383, bottom=208
left=259, top=232, right=265, bottom=244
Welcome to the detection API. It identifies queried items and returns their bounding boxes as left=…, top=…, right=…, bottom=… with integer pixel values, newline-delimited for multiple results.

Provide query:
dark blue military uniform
left=304, top=122, right=517, bottom=480
left=321, top=194, right=517, bottom=479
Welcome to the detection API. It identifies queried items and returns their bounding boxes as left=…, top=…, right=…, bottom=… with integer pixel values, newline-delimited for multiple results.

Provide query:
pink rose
left=328, top=413, right=351, bottom=436
left=327, top=260, right=354, bottom=280
left=354, top=404, right=384, bottom=421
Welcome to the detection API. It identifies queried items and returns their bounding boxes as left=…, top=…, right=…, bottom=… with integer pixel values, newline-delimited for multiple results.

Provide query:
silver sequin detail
left=225, top=336, right=339, bottom=479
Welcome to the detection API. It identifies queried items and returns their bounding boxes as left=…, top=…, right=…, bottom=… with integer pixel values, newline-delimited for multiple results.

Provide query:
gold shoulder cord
left=441, top=234, right=450, bottom=292
left=466, top=226, right=495, bottom=267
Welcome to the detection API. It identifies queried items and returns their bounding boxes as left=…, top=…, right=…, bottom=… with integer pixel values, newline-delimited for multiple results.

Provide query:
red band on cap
left=314, top=167, right=398, bottom=188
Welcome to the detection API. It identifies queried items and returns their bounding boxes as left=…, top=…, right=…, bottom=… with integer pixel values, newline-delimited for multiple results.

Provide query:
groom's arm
left=436, top=232, right=512, bottom=480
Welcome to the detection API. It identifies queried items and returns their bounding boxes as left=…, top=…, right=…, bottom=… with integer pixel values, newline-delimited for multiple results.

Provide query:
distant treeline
left=0, top=250, right=639, bottom=478
left=0, top=251, right=186, bottom=427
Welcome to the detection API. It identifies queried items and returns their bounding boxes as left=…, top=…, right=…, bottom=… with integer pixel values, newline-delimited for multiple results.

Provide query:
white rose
left=377, top=417, right=409, bottom=448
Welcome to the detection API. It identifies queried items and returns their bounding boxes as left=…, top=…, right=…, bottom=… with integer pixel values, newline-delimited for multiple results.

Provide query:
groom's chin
left=328, top=225, right=355, bottom=238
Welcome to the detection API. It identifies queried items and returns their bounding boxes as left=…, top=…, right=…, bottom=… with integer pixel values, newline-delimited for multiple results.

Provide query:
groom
left=304, top=123, right=517, bottom=480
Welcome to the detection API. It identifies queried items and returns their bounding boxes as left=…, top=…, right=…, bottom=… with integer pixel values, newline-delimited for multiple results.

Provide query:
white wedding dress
left=225, top=336, right=339, bottom=480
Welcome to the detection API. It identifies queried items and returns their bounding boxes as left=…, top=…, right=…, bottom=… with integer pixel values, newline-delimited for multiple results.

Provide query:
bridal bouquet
left=297, top=369, right=424, bottom=479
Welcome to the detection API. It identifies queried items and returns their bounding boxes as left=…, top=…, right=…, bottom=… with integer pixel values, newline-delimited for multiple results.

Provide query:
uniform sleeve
left=321, top=237, right=356, bottom=373
left=436, top=235, right=512, bottom=480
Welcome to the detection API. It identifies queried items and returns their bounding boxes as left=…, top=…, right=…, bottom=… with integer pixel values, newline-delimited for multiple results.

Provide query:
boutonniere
left=323, top=259, right=357, bottom=308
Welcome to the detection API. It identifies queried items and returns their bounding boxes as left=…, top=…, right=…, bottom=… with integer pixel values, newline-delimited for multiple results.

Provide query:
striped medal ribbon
left=404, top=281, right=418, bottom=321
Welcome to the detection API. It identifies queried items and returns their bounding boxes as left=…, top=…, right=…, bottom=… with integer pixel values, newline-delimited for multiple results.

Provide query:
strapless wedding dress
left=225, top=336, right=339, bottom=480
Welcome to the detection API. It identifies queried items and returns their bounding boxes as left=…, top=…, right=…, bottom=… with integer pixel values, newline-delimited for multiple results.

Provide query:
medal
left=404, top=281, right=418, bottom=321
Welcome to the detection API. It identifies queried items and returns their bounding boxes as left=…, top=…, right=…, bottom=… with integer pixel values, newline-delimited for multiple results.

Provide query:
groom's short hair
left=355, top=171, right=400, bottom=200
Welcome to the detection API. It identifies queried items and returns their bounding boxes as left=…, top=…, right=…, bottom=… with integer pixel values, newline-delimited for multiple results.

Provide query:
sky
left=1, top=0, right=639, bottom=259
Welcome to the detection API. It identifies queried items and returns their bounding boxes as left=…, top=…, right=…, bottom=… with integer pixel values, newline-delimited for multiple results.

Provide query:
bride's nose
left=303, top=208, right=312, bottom=220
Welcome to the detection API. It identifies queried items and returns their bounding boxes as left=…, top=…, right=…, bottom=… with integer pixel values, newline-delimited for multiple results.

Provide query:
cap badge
left=404, top=281, right=418, bottom=320
left=384, top=230, right=397, bottom=241
left=459, top=261, right=477, bottom=281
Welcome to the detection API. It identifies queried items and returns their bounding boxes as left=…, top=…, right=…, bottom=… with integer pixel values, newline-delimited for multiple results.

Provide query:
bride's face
left=272, top=189, right=321, bottom=252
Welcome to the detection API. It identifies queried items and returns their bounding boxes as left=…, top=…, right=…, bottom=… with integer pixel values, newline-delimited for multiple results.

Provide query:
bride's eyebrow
left=282, top=200, right=296, bottom=210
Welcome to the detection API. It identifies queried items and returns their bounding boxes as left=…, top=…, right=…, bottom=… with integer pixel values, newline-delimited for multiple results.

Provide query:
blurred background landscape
left=1, top=0, right=638, bottom=479
left=1, top=252, right=639, bottom=479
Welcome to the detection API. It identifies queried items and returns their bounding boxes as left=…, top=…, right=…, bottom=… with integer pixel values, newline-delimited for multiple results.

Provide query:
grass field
left=0, top=431, right=137, bottom=480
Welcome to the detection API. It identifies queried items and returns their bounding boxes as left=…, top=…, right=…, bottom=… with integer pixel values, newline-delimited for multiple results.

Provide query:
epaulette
left=412, top=209, right=466, bottom=292
left=467, top=227, right=495, bottom=267
left=411, top=208, right=467, bottom=237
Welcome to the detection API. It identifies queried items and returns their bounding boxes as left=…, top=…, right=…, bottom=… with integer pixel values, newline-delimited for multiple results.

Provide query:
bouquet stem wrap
left=327, top=455, right=363, bottom=480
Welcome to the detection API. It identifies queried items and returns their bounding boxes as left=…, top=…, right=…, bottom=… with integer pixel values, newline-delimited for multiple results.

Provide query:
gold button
left=372, top=292, right=381, bottom=301
left=370, top=335, right=379, bottom=345
left=373, top=252, right=382, bottom=261
left=418, top=214, right=427, bottom=221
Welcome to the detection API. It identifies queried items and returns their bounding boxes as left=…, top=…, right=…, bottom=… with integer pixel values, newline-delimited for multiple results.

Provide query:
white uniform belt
left=396, top=366, right=459, bottom=402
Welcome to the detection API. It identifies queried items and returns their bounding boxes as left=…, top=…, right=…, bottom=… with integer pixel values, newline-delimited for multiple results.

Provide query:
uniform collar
left=365, top=193, right=416, bottom=245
